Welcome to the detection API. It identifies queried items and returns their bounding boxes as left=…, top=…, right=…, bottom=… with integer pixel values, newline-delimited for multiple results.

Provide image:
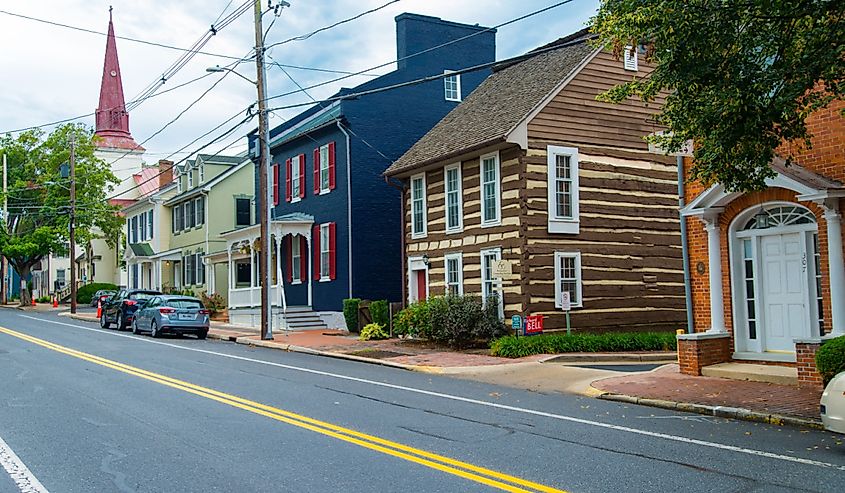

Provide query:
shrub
left=369, top=300, right=389, bottom=327
left=36, top=295, right=52, bottom=303
left=343, top=298, right=361, bottom=332
left=477, top=294, right=508, bottom=341
left=490, top=331, right=678, bottom=358
left=393, top=294, right=508, bottom=348
left=359, top=323, right=389, bottom=341
left=200, top=292, right=226, bottom=314
left=816, top=336, right=845, bottom=385
left=392, top=300, right=430, bottom=338
left=76, top=282, right=119, bottom=303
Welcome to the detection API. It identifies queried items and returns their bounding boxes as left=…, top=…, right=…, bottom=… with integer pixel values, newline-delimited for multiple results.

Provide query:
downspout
left=384, top=176, right=407, bottom=307
left=336, top=121, right=354, bottom=299
left=202, top=189, right=210, bottom=295
left=678, top=155, right=694, bottom=334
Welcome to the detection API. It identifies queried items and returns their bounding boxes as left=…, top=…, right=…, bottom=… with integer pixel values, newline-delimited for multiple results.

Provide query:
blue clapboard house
left=222, top=13, right=495, bottom=329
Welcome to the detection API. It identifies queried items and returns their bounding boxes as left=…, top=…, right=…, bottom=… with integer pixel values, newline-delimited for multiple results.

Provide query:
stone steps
left=702, top=362, right=798, bottom=386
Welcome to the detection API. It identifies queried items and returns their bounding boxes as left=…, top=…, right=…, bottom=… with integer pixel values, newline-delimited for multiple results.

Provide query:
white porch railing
left=229, top=285, right=283, bottom=309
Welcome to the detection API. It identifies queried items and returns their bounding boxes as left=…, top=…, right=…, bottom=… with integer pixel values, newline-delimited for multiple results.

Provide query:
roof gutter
left=385, top=136, right=507, bottom=179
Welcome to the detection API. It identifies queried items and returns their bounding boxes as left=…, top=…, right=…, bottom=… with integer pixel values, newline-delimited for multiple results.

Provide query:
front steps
left=701, top=362, right=798, bottom=386
left=283, top=307, right=328, bottom=331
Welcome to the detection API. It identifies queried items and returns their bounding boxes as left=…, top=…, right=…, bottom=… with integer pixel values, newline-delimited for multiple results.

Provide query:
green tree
left=0, top=124, right=122, bottom=305
left=591, top=0, right=845, bottom=191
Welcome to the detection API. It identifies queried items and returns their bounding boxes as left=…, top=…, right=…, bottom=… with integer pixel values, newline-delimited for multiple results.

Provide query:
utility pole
left=1, top=153, right=7, bottom=305
left=254, top=0, right=273, bottom=340
left=69, top=134, right=78, bottom=314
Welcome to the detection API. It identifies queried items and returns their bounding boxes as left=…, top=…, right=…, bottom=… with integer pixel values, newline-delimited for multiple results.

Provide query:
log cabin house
left=384, top=30, right=687, bottom=332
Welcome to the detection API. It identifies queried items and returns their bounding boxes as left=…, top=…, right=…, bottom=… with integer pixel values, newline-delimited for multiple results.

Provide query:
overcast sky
left=0, top=0, right=599, bottom=160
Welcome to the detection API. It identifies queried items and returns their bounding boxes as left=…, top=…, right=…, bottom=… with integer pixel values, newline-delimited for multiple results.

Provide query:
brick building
left=678, top=100, right=845, bottom=387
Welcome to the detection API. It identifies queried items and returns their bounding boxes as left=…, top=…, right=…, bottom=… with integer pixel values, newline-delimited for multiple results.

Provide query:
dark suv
left=100, top=289, right=161, bottom=330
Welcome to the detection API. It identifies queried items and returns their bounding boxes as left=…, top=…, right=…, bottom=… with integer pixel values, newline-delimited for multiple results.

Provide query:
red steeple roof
left=95, top=8, right=143, bottom=151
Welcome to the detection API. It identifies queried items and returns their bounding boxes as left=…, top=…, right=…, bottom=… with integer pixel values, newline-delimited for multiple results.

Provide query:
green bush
left=393, top=294, right=508, bottom=348
left=490, top=331, right=678, bottom=358
left=343, top=298, right=361, bottom=332
left=392, top=300, right=430, bottom=338
left=200, top=292, right=226, bottom=314
left=76, top=283, right=119, bottom=303
left=36, top=295, right=52, bottom=303
left=359, top=323, right=389, bottom=341
left=369, top=300, right=389, bottom=327
left=816, top=336, right=845, bottom=385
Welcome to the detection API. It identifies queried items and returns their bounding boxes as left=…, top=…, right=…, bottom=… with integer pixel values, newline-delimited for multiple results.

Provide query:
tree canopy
left=0, top=124, right=122, bottom=304
left=591, top=0, right=845, bottom=191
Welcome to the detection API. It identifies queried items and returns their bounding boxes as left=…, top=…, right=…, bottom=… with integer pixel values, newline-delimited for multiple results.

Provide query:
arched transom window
left=742, top=205, right=816, bottom=230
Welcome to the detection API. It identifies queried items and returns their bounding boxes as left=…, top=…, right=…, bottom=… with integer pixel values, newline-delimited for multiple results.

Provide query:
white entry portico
left=683, top=158, right=845, bottom=362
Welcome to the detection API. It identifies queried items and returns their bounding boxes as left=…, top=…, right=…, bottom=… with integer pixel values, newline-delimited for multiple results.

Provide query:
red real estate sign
left=524, top=315, right=544, bottom=335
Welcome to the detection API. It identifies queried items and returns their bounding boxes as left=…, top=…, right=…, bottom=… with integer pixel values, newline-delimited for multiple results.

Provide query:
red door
left=415, top=270, right=427, bottom=301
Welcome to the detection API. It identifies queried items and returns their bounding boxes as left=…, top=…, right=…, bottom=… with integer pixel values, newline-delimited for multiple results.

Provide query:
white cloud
left=0, top=0, right=599, bottom=159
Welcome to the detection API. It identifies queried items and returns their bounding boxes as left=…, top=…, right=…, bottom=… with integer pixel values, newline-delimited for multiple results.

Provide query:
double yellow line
left=0, top=326, right=565, bottom=493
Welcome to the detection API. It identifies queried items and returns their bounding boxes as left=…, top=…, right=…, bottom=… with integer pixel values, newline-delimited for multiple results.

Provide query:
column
left=824, top=206, right=845, bottom=338
left=703, top=214, right=727, bottom=333
left=275, top=237, right=282, bottom=288
left=156, top=261, right=162, bottom=291
left=208, top=262, right=215, bottom=295
left=227, top=247, right=233, bottom=291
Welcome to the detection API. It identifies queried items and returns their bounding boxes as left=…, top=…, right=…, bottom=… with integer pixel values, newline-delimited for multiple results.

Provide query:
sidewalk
left=59, top=311, right=824, bottom=428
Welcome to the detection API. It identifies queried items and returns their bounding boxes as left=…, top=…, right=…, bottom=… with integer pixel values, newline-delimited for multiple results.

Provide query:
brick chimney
left=158, top=160, right=174, bottom=186
left=394, top=13, right=495, bottom=71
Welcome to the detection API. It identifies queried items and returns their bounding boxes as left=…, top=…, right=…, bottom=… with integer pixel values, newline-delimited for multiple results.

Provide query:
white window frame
left=444, top=252, right=463, bottom=296
left=554, top=251, right=583, bottom=309
left=187, top=168, right=194, bottom=189
left=147, top=210, right=153, bottom=240
left=320, top=144, right=331, bottom=194
left=410, top=173, right=427, bottom=239
left=624, top=45, right=638, bottom=72
left=444, top=163, right=463, bottom=234
left=480, top=152, right=501, bottom=227
left=291, top=154, right=302, bottom=203
left=444, top=70, right=461, bottom=102
left=176, top=169, right=183, bottom=193
left=547, top=145, right=580, bottom=234
left=480, top=247, right=504, bottom=318
left=291, top=236, right=301, bottom=284
left=199, top=162, right=205, bottom=183
left=320, top=223, right=331, bottom=282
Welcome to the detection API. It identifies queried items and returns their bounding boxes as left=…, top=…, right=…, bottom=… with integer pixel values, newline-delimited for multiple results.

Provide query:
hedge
left=77, top=283, right=119, bottom=304
left=392, top=294, right=507, bottom=348
left=816, top=335, right=845, bottom=385
left=343, top=298, right=361, bottom=332
left=490, top=331, right=678, bottom=358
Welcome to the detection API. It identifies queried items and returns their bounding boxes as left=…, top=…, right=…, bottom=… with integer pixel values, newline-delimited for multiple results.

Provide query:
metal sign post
left=561, top=291, right=571, bottom=335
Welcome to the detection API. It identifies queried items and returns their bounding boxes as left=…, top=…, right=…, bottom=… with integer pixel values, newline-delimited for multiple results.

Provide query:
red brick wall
left=678, top=335, right=731, bottom=375
left=796, top=341, right=824, bottom=390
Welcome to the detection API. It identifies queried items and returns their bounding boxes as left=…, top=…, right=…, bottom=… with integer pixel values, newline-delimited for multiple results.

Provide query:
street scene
left=1, top=1, right=844, bottom=492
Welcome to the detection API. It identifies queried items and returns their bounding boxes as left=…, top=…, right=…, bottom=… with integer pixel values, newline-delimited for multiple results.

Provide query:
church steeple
left=95, top=8, right=142, bottom=151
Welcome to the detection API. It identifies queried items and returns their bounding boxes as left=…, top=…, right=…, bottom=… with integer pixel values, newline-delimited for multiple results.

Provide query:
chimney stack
left=158, top=160, right=174, bottom=186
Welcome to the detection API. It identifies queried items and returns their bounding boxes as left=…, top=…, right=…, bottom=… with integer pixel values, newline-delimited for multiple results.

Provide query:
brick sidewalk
left=594, top=364, right=822, bottom=421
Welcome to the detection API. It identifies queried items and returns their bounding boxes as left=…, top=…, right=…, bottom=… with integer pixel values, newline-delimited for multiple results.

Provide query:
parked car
left=100, top=289, right=161, bottom=330
left=90, top=289, right=116, bottom=307
left=131, top=295, right=210, bottom=339
left=821, top=372, right=845, bottom=434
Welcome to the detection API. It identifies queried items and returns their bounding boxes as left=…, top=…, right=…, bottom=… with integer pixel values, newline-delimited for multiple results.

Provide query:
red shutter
left=328, top=142, right=336, bottom=190
left=298, top=154, right=306, bottom=199
left=313, top=225, right=321, bottom=280
left=272, top=163, right=279, bottom=205
left=313, top=147, right=321, bottom=194
left=299, top=236, right=307, bottom=282
left=285, top=158, right=292, bottom=202
left=329, top=222, right=336, bottom=280
left=284, top=235, right=292, bottom=283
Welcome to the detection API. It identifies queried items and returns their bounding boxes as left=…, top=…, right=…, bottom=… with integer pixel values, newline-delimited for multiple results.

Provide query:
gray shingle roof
left=385, top=35, right=598, bottom=176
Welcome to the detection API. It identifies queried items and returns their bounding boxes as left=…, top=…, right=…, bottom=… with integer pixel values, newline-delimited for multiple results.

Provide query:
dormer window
left=199, top=162, right=205, bottom=183
left=188, top=168, right=194, bottom=188
left=624, top=45, right=638, bottom=72
left=444, top=71, right=461, bottom=102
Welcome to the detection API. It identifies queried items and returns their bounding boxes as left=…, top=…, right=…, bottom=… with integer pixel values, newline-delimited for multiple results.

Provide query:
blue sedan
left=131, top=295, right=210, bottom=339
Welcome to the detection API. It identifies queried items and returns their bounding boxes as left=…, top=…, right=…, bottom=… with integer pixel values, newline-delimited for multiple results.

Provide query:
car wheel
left=150, top=320, right=160, bottom=338
left=197, top=331, right=208, bottom=340
left=100, top=313, right=110, bottom=329
left=118, top=311, right=127, bottom=331
left=132, top=319, right=141, bottom=335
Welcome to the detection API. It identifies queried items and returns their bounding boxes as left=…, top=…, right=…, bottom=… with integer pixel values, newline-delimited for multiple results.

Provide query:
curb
left=541, top=352, right=677, bottom=364
left=595, top=391, right=824, bottom=430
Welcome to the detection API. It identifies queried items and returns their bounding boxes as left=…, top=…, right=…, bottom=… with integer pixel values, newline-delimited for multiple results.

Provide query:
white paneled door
left=760, top=233, right=808, bottom=351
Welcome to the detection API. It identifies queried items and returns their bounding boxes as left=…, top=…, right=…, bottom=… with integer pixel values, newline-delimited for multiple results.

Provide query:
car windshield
left=130, top=292, right=157, bottom=301
left=166, top=299, right=203, bottom=309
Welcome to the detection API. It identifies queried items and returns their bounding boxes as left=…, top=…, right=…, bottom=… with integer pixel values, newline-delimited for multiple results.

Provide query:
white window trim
left=624, top=45, right=638, bottom=72
left=291, top=154, right=302, bottom=203
left=291, top=237, right=302, bottom=285
left=480, top=247, right=504, bottom=317
left=444, top=163, right=463, bottom=234
left=319, top=223, right=331, bottom=282
left=199, top=162, right=205, bottom=183
left=319, top=144, right=331, bottom=194
left=444, top=70, right=461, bottom=102
left=407, top=256, right=429, bottom=304
left=554, top=251, right=583, bottom=309
left=410, top=173, right=427, bottom=239
left=480, top=151, right=501, bottom=228
left=547, top=145, right=580, bottom=234
left=444, top=252, right=463, bottom=296
left=187, top=168, right=194, bottom=189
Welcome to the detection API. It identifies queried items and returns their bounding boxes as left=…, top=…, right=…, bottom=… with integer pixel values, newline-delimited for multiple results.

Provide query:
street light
left=206, top=65, right=257, bottom=85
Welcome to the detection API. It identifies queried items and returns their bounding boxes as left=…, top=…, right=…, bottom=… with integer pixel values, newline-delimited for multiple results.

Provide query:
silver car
left=821, top=371, right=845, bottom=434
left=131, top=295, right=210, bottom=339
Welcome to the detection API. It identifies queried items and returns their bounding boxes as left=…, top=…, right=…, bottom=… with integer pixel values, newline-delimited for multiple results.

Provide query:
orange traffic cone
left=53, top=296, right=58, bottom=308
left=96, top=299, right=102, bottom=319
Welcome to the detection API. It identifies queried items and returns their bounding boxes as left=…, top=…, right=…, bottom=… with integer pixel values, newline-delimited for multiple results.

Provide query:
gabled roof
left=196, top=153, right=243, bottom=166
left=385, top=31, right=598, bottom=176
left=164, top=157, right=251, bottom=205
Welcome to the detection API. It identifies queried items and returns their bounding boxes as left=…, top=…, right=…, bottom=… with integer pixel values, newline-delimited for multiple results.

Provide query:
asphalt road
left=0, top=309, right=843, bottom=492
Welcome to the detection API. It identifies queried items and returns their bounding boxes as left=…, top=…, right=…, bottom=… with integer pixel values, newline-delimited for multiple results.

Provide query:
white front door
left=760, top=233, right=809, bottom=352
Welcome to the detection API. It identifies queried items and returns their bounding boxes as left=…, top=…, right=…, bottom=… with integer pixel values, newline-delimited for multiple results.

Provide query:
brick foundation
left=677, top=332, right=732, bottom=376
left=795, top=339, right=826, bottom=390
